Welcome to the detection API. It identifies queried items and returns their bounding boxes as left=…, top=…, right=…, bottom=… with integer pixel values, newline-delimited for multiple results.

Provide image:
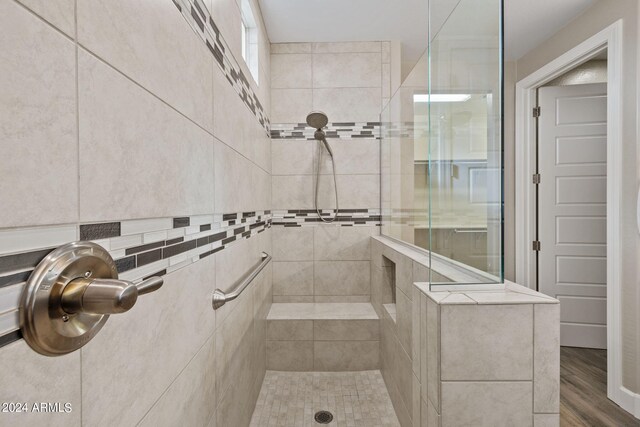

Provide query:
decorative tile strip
left=272, top=209, right=381, bottom=227
left=271, top=122, right=381, bottom=140
left=173, top=0, right=270, bottom=134
left=0, top=210, right=272, bottom=348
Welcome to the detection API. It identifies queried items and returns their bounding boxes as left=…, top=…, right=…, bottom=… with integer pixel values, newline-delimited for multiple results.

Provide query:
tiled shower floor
left=250, top=370, right=400, bottom=427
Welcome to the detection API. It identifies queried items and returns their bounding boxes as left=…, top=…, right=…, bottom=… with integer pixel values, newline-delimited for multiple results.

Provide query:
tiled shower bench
left=266, top=303, right=380, bottom=371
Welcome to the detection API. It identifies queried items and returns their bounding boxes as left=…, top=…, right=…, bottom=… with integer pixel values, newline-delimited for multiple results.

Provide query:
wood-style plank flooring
left=561, top=347, right=639, bottom=426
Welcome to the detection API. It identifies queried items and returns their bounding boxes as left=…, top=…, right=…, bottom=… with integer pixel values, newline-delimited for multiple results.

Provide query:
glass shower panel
left=428, top=0, right=503, bottom=284
left=380, top=0, right=503, bottom=286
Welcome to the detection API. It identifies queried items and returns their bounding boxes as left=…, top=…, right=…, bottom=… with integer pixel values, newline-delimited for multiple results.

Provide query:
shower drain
left=314, top=410, right=334, bottom=424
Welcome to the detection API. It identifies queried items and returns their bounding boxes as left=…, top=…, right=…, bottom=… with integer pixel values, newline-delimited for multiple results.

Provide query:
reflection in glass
left=380, top=0, right=503, bottom=286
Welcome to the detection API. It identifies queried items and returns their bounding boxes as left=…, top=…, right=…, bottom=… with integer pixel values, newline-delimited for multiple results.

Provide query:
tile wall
left=270, top=41, right=391, bottom=302
left=372, top=236, right=561, bottom=427
left=0, top=0, right=272, bottom=425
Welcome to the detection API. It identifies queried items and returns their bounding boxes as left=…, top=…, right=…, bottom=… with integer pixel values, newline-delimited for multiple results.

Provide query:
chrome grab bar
left=212, top=252, right=271, bottom=310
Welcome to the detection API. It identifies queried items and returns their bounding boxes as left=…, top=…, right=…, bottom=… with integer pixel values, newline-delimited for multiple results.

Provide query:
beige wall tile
left=313, top=340, right=379, bottom=371
left=271, top=226, right=314, bottom=261
left=214, top=139, right=252, bottom=214
left=0, top=340, right=81, bottom=427
left=396, top=287, right=413, bottom=356
left=314, top=226, right=374, bottom=261
left=78, top=50, right=215, bottom=221
left=382, top=64, right=391, bottom=98
left=533, top=413, right=560, bottom=427
left=441, top=382, right=533, bottom=427
left=534, top=304, right=560, bottom=413
left=412, top=373, right=421, bottom=425
left=313, top=87, right=382, bottom=122
left=371, top=264, right=384, bottom=313
left=271, top=43, right=312, bottom=54
left=17, top=0, right=75, bottom=37
left=273, top=261, right=314, bottom=296
left=266, top=341, right=314, bottom=371
left=313, top=320, right=379, bottom=341
left=213, top=285, right=254, bottom=402
left=422, top=397, right=440, bottom=427
left=440, top=304, right=533, bottom=381
left=252, top=122, right=272, bottom=174
left=394, top=254, right=414, bottom=298
left=273, top=295, right=315, bottom=303
left=272, top=140, right=316, bottom=175
left=215, top=341, right=256, bottom=427
left=313, top=295, right=371, bottom=303
left=213, top=67, right=252, bottom=158
left=412, top=286, right=421, bottom=376
left=267, top=320, right=313, bottom=340
left=394, top=341, right=414, bottom=421
left=138, top=336, right=216, bottom=427
left=214, top=238, right=261, bottom=325
left=81, top=257, right=216, bottom=427
left=78, top=0, right=214, bottom=131
left=319, top=140, right=381, bottom=175
left=425, top=296, right=440, bottom=411
left=271, top=88, right=312, bottom=123
left=312, top=42, right=382, bottom=53
left=271, top=54, right=312, bottom=88
left=317, top=175, right=380, bottom=210
left=314, top=261, right=370, bottom=296
left=209, top=0, right=243, bottom=60
left=313, top=53, right=382, bottom=88
left=272, top=175, right=314, bottom=209
left=0, top=1, right=77, bottom=227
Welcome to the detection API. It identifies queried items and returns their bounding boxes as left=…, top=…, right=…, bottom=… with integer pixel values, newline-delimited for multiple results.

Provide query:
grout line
left=74, top=0, right=81, bottom=242
left=532, top=303, right=536, bottom=414
left=10, top=0, right=74, bottom=42
left=134, top=332, right=216, bottom=426
left=75, top=42, right=271, bottom=177
left=74, top=2, right=82, bottom=425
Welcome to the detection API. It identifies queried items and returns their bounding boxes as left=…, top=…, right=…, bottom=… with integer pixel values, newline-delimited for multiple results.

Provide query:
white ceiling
left=258, top=0, right=430, bottom=73
left=259, top=0, right=598, bottom=71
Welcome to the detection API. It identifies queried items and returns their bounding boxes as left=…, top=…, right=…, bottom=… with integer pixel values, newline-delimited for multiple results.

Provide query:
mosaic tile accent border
left=272, top=209, right=381, bottom=227
left=173, top=0, right=270, bottom=134
left=271, top=122, right=381, bottom=140
left=0, top=210, right=272, bottom=348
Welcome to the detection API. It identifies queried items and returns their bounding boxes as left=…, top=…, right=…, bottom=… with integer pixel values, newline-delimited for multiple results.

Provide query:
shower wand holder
left=19, top=241, right=163, bottom=356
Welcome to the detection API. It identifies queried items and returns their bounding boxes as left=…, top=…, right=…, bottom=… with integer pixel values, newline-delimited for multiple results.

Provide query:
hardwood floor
left=560, top=347, right=639, bottom=426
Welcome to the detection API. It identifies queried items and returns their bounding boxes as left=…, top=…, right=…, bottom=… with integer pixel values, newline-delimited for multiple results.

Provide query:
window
left=240, top=0, right=259, bottom=84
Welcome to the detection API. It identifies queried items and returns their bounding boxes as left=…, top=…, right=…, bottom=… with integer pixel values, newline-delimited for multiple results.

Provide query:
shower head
left=306, top=111, right=328, bottom=129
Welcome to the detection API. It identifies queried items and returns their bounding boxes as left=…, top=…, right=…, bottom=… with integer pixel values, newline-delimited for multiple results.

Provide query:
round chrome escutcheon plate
left=19, top=242, right=118, bottom=356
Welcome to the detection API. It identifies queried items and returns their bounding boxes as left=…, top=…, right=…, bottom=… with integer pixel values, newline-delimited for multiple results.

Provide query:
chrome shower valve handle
left=19, top=241, right=164, bottom=356
left=60, top=276, right=163, bottom=315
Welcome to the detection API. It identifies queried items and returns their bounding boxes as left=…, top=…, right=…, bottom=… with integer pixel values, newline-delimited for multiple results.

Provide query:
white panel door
left=538, top=83, right=607, bottom=349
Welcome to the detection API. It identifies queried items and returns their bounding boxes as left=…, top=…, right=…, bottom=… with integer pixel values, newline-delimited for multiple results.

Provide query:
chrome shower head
left=306, top=111, right=328, bottom=129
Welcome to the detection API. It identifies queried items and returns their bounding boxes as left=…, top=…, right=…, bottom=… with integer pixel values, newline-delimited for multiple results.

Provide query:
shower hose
left=315, top=137, right=339, bottom=223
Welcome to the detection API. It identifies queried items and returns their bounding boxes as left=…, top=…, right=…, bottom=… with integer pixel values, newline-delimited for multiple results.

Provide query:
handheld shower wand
left=306, top=111, right=339, bottom=223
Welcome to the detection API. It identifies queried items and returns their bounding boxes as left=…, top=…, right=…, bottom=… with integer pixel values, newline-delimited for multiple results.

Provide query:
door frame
left=514, top=20, right=635, bottom=414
